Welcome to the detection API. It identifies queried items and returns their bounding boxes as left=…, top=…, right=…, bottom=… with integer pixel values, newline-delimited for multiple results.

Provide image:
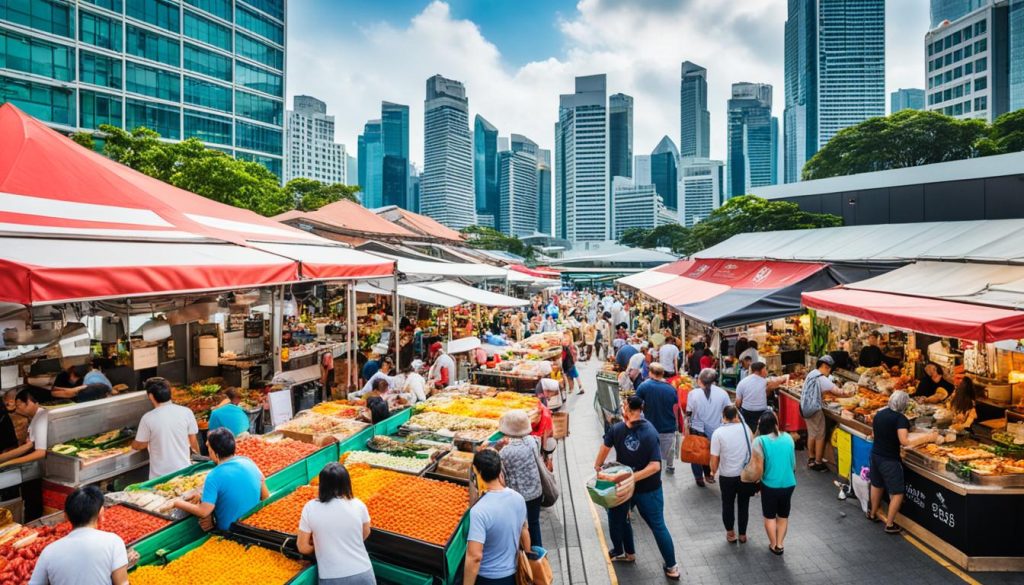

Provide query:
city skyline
left=288, top=0, right=930, bottom=171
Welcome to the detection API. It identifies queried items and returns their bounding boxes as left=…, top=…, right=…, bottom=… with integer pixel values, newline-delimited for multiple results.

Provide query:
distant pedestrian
left=685, top=369, right=732, bottom=487
left=699, top=349, right=718, bottom=371
left=752, top=412, right=796, bottom=555
left=635, top=363, right=679, bottom=474
left=594, top=395, right=680, bottom=580
left=658, top=337, right=680, bottom=376
left=710, top=405, right=754, bottom=544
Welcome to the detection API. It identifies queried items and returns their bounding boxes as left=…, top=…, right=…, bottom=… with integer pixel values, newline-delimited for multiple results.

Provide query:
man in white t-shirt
left=132, top=377, right=199, bottom=479
left=738, top=341, right=760, bottom=365
left=0, top=389, right=49, bottom=468
left=658, top=337, right=680, bottom=376
left=735, top=362, right=789, bottom=431
left=29, top=485, right=129, bottom=585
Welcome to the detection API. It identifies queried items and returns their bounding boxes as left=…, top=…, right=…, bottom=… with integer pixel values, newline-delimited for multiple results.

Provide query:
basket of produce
left=586, top=463, right=635, bottom=509
left=342, top=450, right=435, bottom=476
left=366, top=435, right=439, bottom=458
left=403, top=412, right=499, bottom=436
left=235, top=434, right=320, bottom=477
left=434, top=450, right=475, bottom=481
left=276, top=413, right=370, bottom=446
left=311, top=399, right=364, bottom=420
left=46, top=428, right=148, bottom=484
left=129, top=535, right=309, bottom=585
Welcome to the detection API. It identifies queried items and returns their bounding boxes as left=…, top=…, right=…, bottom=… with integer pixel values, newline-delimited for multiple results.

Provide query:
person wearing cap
left=496, top=410, right=544, bottom=548
left=428, top=342, right=456, bottom=390
left=800, top=355, right=839, bottom=471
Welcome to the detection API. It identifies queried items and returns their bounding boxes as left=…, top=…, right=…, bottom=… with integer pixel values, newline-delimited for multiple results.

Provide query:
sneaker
left=666, top=466, right=675, bottom=474
left=811, top=462, right=829, bottom=472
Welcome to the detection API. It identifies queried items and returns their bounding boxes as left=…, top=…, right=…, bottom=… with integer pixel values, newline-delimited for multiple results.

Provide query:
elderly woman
left=868, top=391, right=940, bottom=534
left=685, top=368, right=733, bottom=487
left=497, top=410, right=544, bottom=548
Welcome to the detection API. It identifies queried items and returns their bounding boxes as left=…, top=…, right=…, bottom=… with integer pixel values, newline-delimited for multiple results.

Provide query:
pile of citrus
left=235, top=436, right=318, bottom=476
left=240, top=485, right=317, bottom=534
left=130, top=537, right=305, bottom=584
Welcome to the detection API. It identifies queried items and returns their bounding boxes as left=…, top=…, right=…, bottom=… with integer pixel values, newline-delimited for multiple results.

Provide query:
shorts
left=870, top=453, right=905, bottom=494
left=568, top=366, right=579, bottom=379
left=761, top=485, right=795, bottom=519
left=803, top=410, right=826, bottom=439
left=657, top=432, right=677, bottom=467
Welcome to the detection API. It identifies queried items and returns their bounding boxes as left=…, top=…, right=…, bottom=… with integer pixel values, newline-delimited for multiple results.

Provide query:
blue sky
left=288, top=0, right=929, bottom=168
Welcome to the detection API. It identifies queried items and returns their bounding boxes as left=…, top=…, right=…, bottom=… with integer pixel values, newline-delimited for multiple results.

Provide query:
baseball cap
left=817, top=355, right=835, bottom=368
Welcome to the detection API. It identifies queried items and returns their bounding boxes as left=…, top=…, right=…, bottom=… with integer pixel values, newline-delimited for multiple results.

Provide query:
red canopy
left=508, top=264, right=560, bottom=279
left=802, top=288, right=1024, bottom=343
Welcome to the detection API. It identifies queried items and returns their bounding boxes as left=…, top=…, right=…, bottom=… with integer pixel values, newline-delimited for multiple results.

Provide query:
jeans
left=526, top=496, right=543, bottom=548
left=657, top=432, right=677, bottom=470
left=476, top=575, right=516, bottom=585
left=607, top=487, right=677, bottom=569
left=688, top=429, right=711, bottom=481
left=718, top=475, right=751, bottom=535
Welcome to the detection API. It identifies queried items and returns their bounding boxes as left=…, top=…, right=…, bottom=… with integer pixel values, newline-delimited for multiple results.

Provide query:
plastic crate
left=132, top=517, right=205, bottom=566
left=131, top=533, right=310, bottom=583
left=266, top=442, right=338, bottom=492
left=126, top=461, right=216, bottom=491
left=373, top=407, right=412, bottom=436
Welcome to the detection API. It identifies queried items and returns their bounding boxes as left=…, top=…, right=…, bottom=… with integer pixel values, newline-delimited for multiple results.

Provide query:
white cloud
left=287, top=0, right=929, bottom=169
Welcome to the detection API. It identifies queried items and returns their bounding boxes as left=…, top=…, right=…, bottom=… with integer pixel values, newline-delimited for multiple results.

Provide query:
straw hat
left=499, top=410, right=532, bottom=438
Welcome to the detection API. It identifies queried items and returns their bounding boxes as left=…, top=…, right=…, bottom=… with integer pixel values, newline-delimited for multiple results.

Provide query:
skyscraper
left=679, top=158, right=724, bottom=227
left=891, top=88, right=926, bottom=112
left=422, top=74, right=475, bottom=229
left=555, top=74, right=608, bottom=242
left=0, top=0, right=287, bottom=177
left=499, top=134, right=539, bottom=237
left=680, top=62, right=710, bottom=158
left=381, top=102, right=409, bottom=209
left=357, top=120, right=383, bottom=208
left=609, top=93, right=634, bottom=179
left=473, top=115, right=500, bottom=228
left=612, top=178, right=672, bottom=239
left=633, top=155, right=652, bottom=186
left=925, top=2, right=1011, bottom=122
left=537, top=148, right=553, bottom=236
left=650, top=136, right=679, bottom=211
left=1012, top=0, right=1024, bottom=111
left=727, top=83, right=776, bottom=198
left=285, top=96, right=347, bottom=186
left=784, top=0, right=885, bottom=182
left=931, top=0, right=988, bottom=27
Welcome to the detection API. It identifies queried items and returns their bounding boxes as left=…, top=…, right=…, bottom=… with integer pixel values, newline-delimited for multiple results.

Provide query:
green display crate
left=131, top=533, right=311, bottom=584
left=131, top=517, right=205, bottom=566
left=126, top=461, right=215, bottom=491
left=288, top=560, right=432, bottom=585
left=374, top=407, right=412, bottom=436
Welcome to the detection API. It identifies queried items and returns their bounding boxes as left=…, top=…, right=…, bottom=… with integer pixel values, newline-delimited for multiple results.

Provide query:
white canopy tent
left=393, top=257, right=508, bottom=280
left=836, top=261, right=1024, bottom=310
left=354, top=282, right=463, bottom=308
left=424, top=281, right=529, bottom=307
left=617, top=269, right=680, bottom=290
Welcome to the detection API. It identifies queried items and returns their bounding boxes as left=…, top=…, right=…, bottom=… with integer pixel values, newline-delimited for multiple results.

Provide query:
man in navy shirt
left=635, top=363, right=680, bottom=474
left=615, top=342, right=638, bottom=371
left=594, top=395, right=679, bottom=580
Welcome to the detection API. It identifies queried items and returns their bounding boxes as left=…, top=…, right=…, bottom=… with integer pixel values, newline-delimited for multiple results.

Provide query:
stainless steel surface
left=0, top=462, right=42, bottom=490
left=45, top=391, right=152, bottom=448
left=903, top=459, right=1024, bottom=495
left=45, top=449, right=149, bottom=486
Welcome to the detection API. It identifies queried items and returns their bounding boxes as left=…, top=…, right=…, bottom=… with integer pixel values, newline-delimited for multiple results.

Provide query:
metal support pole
left=393, top=273, right=400, bottom=370
left=272, top=285, right=283, bottom=374
left=349, top=284, right=358, bottom=390
left=447, top=307, right=453, bottom=343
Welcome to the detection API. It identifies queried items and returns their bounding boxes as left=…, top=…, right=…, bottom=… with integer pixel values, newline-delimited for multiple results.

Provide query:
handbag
left=739, top=427, right=763, bottom=491
left=679, top=431, right=710, bottom=466
left=515, top=548, right=534, bottom=585
left=532, top=436, right=560, bottom=507
left=527, top=546, right=554, bottom=585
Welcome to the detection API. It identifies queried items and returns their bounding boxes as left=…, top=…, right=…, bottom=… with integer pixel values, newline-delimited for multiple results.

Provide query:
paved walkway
left=544, top=359, right=1021, bottom=585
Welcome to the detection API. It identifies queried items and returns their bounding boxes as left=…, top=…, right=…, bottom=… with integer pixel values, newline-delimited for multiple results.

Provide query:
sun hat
left=499, top=410, right=532, bottom=438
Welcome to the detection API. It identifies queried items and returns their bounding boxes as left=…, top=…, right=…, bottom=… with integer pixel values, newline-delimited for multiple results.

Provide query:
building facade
left=612, top=177, right=668, bottom=239
left=473, top=114, right=499, bottom=228
left=784, top=0, right=885, bottom=183
left=555, top=74, right=608, bottom=242
left=498, top=137, right=539, bottom=237
left=0, top=0, right=287, bottom=177
left=285, top=95, right=346, bottom=186
left=680, top=61, right=710, bottom=158
left=932, top=0, right=989, bottom=27
left=679, top=157, right=724, bottom=227
left=380, top=101, right=409, bottom=209
left=925, top=2, right=1010, bottom=122
left=891, top=88, right=926, bottom=112
left=1012, top=0, right=1024, bottom=111
left=650, top=136, right=679, bottom=211
left=537, top=148, right=552, bottom=236
left=357, top=119, right=382, bottom=207
left=609, top=92, right=633, bottom=179
left=422, top=74, right=475, bottom=229
left=727, top=82, right=776, bottom=198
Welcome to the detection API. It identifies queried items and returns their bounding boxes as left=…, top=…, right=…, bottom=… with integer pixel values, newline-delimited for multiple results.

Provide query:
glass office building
left=473, top=114, right=499, bottom=228
left=0, top=0, right=287, bottom=177
left=357, top=119, right=383, bottom=208
left=679, top=61, right=710, bottom=158
left=608, top=92, right=632, bottom=180
left=931, top=0, right=988, bottom=27
left=380, top=101, right=409, bottom=209
left=649, top=136, right=678, bottom=211
left=727, top=82, right=776, bottom=198
left=555, top=74, right=608, bottom=242
left=422, top=74, right=475, bottom=229
left=890, top=88, right=926, bottom=112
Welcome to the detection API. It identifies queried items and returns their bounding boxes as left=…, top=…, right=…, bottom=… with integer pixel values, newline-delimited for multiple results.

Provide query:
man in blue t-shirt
left=615, top=342, right=638, bottom=371
left=207, top=388, right=251, bottom=437
left=465, top=449, right=528, bottom=585
left=594, top=395, right=679, bottom=579
left=173, top=428, right=267, bottom=531
left=635, top=363, right=680, bottom=474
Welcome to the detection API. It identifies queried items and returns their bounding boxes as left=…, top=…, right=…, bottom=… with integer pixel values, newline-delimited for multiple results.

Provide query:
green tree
left=643, top=224, right=691, bottom=251
left=284, top=178, right=360, bottom=211
left=460, top=225, right=536, bottom=261
left=802, top=110, right=989, bottom=180
left=683, top=195, right=842, bottom=254
left=618, top=227, right=651, bottom=248
left=988, top=109, right=1024, bottom=154
left=69, top=131, right=95, bottom=150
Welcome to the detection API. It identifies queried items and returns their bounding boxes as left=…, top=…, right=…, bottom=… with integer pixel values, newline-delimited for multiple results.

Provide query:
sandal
left=738, top=535, right=748, bottom=544
left=704, top=475, right=716, bottom=485
left=865, top=511, right=880, bottom=523
left=664, top=565, right=681, bottom=581
left=770, top=545, right=784, bottom=555
left=726, top=531, right=737, bottom=543
left=884, top=524, right=902, bottom=534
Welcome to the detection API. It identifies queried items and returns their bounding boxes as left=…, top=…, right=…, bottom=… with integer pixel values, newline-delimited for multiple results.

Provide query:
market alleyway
left=542, top=359, right=1021, bottom=585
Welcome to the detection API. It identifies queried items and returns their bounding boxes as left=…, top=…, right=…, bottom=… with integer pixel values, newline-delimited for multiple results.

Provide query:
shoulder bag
left=739, top=427, right=763, bottom=492
left=515, top=548, right=535, bottom=585
left=679, top=431, right=710, bottom=466
left=532, top=436, right=560, bottom=507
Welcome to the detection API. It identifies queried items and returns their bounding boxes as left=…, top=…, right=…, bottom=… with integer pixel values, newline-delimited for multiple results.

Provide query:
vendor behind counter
left=858, top=331, right=900, bottom=368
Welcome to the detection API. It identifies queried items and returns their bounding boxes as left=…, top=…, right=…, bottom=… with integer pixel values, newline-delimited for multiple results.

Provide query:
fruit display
left=130, top=537, right=306, bottom=585
left=275, top=413, right=368, bottom=444
left=405, top=411, right=498, bottom=434
left=235, top=435, right=319, bottom=476
left=414, top=392, right=538, bottom=420
left=50, top=428, right=134, bottom=459
left=367, top=435, right=438, bottom=458
left=240, top=485, right=317, bottom=534
left=341, top=450, right=432, bottom=474
left=311, top=399, right=363, bottom=419
left=0, top=524, right=70, bottom=583
left=152, top=470, right=209, bottom=498
left=52, top=505, right=169, bottom=545
left=172, top=381, right=262, bottom=427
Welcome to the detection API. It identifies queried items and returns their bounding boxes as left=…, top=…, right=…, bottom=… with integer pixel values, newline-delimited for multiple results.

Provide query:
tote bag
left=532, top=437, right=560, bottom=507
left=739, top=428, right=763, bottom=491
left=679, top=433, right=710, bottom=466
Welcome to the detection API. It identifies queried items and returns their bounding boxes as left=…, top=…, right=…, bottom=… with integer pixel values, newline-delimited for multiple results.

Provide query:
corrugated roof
left=373, top=206, right=464, bottom=241
left=274, top=200, right=416, bottom=238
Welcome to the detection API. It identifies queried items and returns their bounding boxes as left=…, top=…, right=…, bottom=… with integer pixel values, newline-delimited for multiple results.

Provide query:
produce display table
left=470, top=370, right=541, bottom=393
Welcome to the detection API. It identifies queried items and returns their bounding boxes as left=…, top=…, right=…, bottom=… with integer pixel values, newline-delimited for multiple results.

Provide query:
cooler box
left=778, top=393, right=807, bottom=432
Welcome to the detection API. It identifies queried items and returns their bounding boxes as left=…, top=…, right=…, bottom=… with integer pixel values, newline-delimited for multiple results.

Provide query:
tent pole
left=351, top=284, right=359, bottom=391
left=272, top=285, right=283, bottom=374
left=448, top=307, right=453, bottom=342
left=393, top=273, right=400, bottom=371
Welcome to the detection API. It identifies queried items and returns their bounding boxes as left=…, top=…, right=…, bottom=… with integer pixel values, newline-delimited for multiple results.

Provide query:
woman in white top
left=685, top=368, right=733, bottom=487
left=298, top=463, right=374, bottom=585
left=710, top=405, right=755, bottom=544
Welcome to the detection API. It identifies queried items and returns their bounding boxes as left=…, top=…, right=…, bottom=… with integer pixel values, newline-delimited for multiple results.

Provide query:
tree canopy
left=617, top=195, right=841, bottom=255
left=460, top=225, right=536, bottom=261
left=70, top=124, right=358, bottom=217
left=802, top=108, right=1024, bottom=180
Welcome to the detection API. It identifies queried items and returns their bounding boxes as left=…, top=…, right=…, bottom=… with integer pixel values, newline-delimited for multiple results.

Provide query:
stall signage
left=901, top=468, right=967, bottom=551
left=244, top=319, right=264, bottom=339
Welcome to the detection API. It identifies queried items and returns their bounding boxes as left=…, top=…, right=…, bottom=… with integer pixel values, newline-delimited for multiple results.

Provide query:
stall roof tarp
left=273, top=200, right=417, bottom=239
left=616, top=270, right=681, bottom=290
left=354, top=282, right=463, bottom=308
left=695, top=219, right=1024, bottom=265
left=424, top=281, right=529, bottom=307
left=248, top=242, right=394, bottom=280
left=0, top=238, right=299, bottom=304
left=394, top=257, right=508, bottom=279
left=842, top=261, right=1024, bottom=309
left=802, top=288, right=1024, bottom=343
